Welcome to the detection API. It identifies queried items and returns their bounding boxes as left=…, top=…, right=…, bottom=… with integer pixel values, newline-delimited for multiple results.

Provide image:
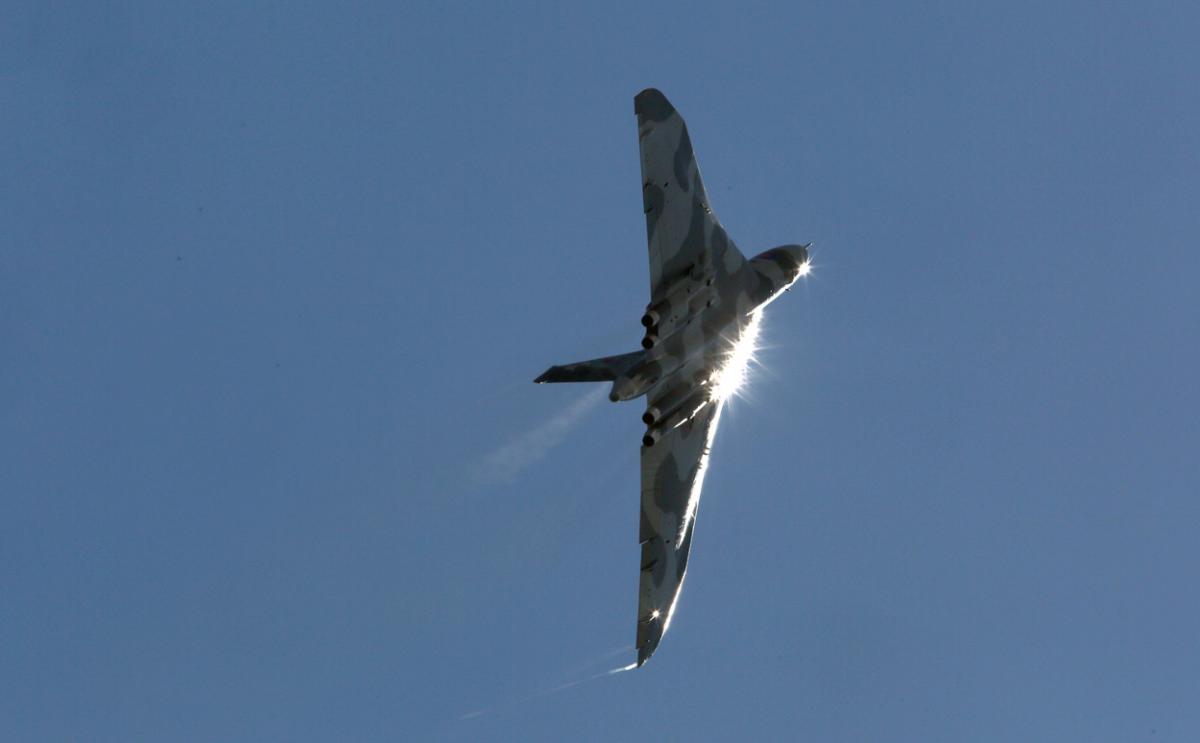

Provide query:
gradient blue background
left=4, top=2, right=1199, bottom=740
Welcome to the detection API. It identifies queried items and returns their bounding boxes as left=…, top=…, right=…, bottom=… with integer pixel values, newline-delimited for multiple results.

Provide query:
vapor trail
left=472, top=386, right=606, bottom=485
left=458, top=656, right=638, bottom=721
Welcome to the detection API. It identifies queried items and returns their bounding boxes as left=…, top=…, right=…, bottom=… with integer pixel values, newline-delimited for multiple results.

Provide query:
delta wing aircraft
left=535, top=88, right=811, bottom=667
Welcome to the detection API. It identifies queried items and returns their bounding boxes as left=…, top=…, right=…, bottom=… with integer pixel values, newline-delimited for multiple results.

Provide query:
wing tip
left=635, top=616, right=663, bottom=668
left=634, top=88, right=674, bottom=121
left=636, top=643, right=654, bottom=668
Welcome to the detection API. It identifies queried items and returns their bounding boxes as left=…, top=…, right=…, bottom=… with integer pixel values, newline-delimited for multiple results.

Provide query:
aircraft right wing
left=635, top=88, right=745, bottom=302
left=636, top=396, right=725, bottom=666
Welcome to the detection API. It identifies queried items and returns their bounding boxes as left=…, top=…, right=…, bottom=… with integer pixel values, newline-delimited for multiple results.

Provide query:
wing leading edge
left=636, top=397, right=724, bottom=666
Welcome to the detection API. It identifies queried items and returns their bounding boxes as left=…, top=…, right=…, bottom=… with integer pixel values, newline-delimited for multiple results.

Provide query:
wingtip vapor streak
left=535, top=88, right=811, bottom=667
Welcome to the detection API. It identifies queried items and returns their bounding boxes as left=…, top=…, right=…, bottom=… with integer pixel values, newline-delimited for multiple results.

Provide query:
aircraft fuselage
left=610, top=243, right=809, bottom=406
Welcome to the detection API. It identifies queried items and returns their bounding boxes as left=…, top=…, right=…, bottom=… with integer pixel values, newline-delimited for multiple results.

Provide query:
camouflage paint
left=535, top=88, right=810, bottom=667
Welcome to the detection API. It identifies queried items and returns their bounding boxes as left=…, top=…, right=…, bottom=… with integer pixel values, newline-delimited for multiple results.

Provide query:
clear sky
left=4, top=2, right=1199, bottom=741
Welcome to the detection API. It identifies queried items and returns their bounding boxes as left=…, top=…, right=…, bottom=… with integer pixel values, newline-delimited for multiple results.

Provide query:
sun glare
left=669, top=312, right=765, bottom=548
left=712, top=310, right=764, bottom=402
left=662, top=572, right=687, bottom=634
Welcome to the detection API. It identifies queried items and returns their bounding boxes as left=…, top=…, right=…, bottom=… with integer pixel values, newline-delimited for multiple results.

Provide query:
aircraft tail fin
left=534, top=351, right=645, bottom=384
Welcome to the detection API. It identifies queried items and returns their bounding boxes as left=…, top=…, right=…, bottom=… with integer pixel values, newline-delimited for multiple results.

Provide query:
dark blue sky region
left=4, top=2, right=1199, bottom=741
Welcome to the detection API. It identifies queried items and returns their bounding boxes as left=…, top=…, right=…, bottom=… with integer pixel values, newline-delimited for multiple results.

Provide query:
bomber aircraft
left=535, top=88, right=811, bottom=667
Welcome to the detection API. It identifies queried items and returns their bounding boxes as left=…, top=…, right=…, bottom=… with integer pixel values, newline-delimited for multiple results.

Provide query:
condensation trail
left=458, top=648, right=638, bottom=721
left=472, top=386, right=606, bottom=485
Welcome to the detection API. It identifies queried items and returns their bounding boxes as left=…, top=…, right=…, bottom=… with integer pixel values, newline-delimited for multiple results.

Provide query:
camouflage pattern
left=535, top=89, right=810, bottom=667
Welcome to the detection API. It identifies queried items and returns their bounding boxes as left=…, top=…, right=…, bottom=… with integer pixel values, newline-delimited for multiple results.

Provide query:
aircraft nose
left=788, top=243, right=811, bottom=277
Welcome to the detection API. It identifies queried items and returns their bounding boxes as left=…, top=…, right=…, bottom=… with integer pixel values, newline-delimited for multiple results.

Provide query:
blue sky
left=4, top=2, right=1199, bottom=740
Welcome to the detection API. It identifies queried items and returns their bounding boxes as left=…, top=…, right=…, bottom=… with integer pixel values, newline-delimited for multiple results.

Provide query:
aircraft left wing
left=635, top=88, right=746, bottom=303
left=636, top=397, right=724, bottom=666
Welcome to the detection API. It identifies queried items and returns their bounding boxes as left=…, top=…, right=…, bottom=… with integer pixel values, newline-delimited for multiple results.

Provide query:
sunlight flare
left=712, top=310, right=764, bottom=402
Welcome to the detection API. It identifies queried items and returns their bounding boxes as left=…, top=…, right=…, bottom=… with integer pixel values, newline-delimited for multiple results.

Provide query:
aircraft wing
left=635, top=88, right=745, bottom=302
left=636, top=396, right=725, bottom=666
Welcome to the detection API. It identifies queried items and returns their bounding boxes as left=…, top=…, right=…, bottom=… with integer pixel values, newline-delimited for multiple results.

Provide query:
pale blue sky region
left=3, top=2, right=1199, bottom=741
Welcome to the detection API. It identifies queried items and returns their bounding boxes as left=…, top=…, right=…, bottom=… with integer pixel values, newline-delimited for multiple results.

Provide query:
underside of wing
left=635, top=88, right=745, bottom=302
left=636, top=397, right=724, bottom=666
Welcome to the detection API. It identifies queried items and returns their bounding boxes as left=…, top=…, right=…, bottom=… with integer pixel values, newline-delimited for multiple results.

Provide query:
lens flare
left=712, top=310, right=763, bottom=402
left=672, top=313, right=764, bottom=547
left=661, top=571, right=687, bottom=634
